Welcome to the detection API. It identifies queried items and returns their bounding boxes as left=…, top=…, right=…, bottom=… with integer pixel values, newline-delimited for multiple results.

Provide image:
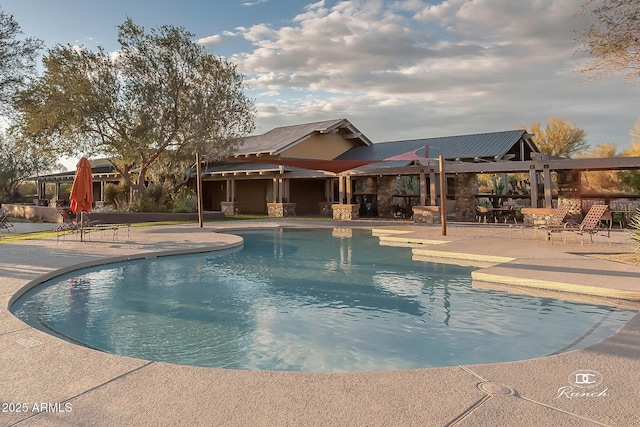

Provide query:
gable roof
left=236, top=118, right=372, bottom=156
left=336, top=130, right=537, bottom=164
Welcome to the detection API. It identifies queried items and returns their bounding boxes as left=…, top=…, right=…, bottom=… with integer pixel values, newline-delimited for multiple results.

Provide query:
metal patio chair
left=565, top=204, right=612, bottom=245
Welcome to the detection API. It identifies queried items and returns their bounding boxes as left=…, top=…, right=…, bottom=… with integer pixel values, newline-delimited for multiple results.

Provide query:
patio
left=1, top=220, right=639, bottom=426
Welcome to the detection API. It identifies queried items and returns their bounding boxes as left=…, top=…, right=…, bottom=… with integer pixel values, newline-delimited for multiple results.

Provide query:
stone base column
left=220, top=202, right=239, bottom=215
left=332, top=204, right=360, bottom=220
left=558, top=197, right=582, bottom=221
left=319, top=202, right=332, bottom=217
left=267, top=202, right=296, bottom=217
left=412, top=206, right=440, bottom=225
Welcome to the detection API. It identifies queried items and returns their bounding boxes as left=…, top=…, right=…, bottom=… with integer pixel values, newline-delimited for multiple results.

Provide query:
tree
left=526, top=117, right=589, bottom=158
left=576, top=0, right=640, bottom=81
left=16, top=18, right=255, bottom=195
left=579, top=142, right=621, bottom=192
left=0, top=8, right=42, bottom=114
left=0, top=130, right=58, bottom=201
left=619, top=119, right=640, bottom=192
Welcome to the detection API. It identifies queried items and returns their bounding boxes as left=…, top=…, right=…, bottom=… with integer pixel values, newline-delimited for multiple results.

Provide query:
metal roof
left=236, top=118, right=371, bottom=156
left=33, top=158, right=118, bottom=181
left=337, top=130, right=532, bottom=163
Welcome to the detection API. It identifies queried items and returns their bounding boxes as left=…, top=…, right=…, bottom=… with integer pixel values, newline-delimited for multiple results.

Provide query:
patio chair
left=55, top=207, right=79, bottom=232
left=476, top=206, right=492, bottom=223
left=565, top=204, right=612, bottom=245
left=520, top=206, right=568, bottom=241
left=0, top=210, right=15, bottom=233
left=533, top=206, right=570, bottom=244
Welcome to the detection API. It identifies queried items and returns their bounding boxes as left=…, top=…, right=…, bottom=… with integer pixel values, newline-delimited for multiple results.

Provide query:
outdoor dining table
left=492, top=206, right=516, bottom=223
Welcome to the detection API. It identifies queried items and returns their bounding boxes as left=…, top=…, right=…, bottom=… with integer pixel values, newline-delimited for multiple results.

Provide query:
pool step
left=377, top=235, right=448, bottom=248
left=412, top=249, right=514, bottom=268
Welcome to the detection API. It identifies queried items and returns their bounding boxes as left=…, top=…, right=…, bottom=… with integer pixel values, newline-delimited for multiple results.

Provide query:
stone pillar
left=556, top=170, right=582, bottom=220
left=412, top=206, right=440, bottom=225
left=332, top=204, right=360, bottom=220
left=221, top=202, right=239, bottom=215
left=267, top=202, right=296, bottom=217
left=376, top=176, right=395, bottom=218
left=454, top=173, right=477, bottom=221
left=319, top=202, right=332, bottom=216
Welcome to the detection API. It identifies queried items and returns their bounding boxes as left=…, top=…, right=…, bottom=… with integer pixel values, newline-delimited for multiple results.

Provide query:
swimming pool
left=11, top=228, right=635, bottom=371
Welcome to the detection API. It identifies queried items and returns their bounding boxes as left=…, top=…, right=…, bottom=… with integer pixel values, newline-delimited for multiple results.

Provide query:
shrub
left=104, top=183, right=127, bottom=209
left=171, top=187, right=198, bottom=213
left=134, top=183, right=171, bottom=212
left=627, top=209, right=640, bottom=252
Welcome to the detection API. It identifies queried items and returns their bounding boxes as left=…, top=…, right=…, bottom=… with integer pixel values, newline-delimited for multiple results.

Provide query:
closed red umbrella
left=70, top=157, right=94, bottom=214
left=70, top=157, right=93, bottom=241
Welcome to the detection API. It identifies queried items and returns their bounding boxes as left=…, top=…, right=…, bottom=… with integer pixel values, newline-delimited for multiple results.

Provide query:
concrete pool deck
left=1, top=220, right=639, bottom=426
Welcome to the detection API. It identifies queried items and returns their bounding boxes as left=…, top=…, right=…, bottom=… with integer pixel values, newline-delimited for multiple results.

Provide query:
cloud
left=197, top=35, right=224, bottom=47
left=232, top=0, right=639, bottom=147
left=241, top=0, right=269, bottom=7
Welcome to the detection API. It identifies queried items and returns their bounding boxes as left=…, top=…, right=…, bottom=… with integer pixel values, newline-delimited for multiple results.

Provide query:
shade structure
left=232, top=157, right=383, bottom=174
left=230, top=146, right=431, bottom=174
left=70, top=157, right=94, bottom=213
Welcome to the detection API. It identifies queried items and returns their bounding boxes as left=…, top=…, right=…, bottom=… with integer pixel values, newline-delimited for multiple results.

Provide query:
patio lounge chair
left=533, top=206, right=570, bottom=243
left=565, top=204, right=612, bottom=245
left=520, top=206, right=568, bottom=241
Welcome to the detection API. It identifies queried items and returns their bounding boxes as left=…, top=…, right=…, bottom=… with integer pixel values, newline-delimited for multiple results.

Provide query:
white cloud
left=241, top=0, right=269, bottom=7
left=197, top=35, right=223, bottom=47
left=235, top=0, right=639, bottom=148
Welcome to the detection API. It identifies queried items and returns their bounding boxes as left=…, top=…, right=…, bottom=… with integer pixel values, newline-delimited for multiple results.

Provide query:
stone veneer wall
left=412, top=206, right=440, bottom=225
left=376, top=176, right=396, bottom=218
left=220, top=202, right=239, bottom=215
left=318, top=202, right=332, bottom=217
left=454, top=173, right=477, bottom=221
left=332, top=204, right=360, bottom=220
left=267, top=203, right=296, bottom=217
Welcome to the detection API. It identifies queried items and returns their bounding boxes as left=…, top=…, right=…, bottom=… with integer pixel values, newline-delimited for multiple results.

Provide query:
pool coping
left=1, top=220, right=640, bottom=426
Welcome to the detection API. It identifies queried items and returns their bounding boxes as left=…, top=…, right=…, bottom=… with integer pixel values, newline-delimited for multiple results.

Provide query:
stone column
left=454, top=173, right=477, bottom=221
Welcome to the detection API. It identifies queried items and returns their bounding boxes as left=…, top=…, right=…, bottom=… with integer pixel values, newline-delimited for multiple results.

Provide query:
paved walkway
left=1, top=220, right=639, bottom=426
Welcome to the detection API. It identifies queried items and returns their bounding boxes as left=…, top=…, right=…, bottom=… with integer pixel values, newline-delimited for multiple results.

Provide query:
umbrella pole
left=80, top=211, right=85, bottom=242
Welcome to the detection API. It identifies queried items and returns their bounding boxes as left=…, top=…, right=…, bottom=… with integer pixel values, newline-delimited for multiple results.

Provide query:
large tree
left=576, top=0, right=640, bottom=81
left=0, top=130, right=58, bottom=200
left=525, top=117, right=589, bottom=158
left=16, top=18, right=255, bottom=194
left=619, top=120, right=640, bottom=192
left=0, top=8, right=42, bottom=114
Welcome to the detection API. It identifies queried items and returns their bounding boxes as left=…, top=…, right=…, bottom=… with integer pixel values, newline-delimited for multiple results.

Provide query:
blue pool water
left=11, top=228, right=635, bottom=371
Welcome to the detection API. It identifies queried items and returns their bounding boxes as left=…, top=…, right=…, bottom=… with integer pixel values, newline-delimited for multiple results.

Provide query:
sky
left=3, top=0, right=640, bottom=157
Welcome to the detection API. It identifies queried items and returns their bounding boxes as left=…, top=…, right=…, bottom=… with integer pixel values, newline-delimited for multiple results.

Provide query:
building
left=198, top=118, right=539, bottom=220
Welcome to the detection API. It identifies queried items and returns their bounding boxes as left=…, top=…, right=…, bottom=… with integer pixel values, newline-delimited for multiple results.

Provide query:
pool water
left=11, top=228, right=635, bottom=371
